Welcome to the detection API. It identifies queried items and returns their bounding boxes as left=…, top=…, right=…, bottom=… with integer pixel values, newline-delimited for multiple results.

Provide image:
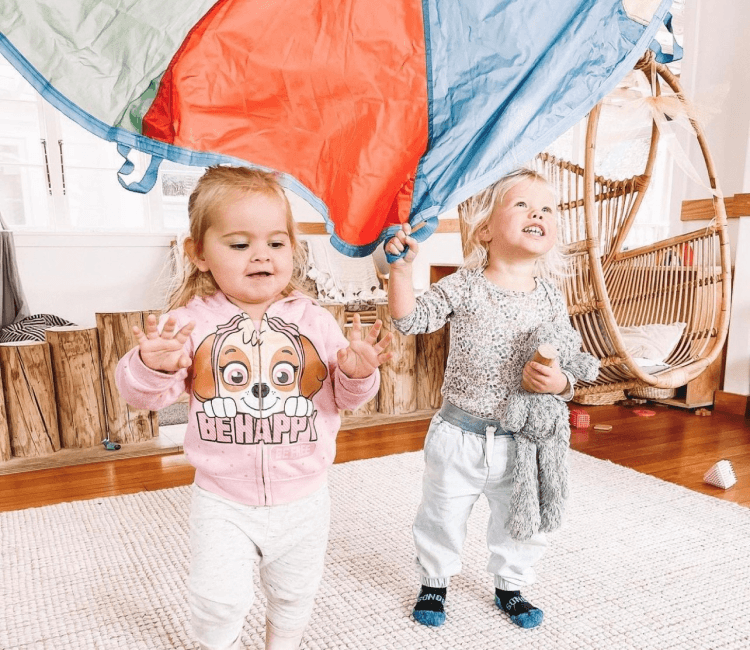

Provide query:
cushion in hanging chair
left=618, top=321, right=687, bottom=366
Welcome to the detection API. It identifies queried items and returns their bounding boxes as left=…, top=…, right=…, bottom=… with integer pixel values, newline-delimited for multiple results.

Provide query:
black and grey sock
left=412, top=585, right=447, bottom=627
left=495, top=589, right=544, bottom=628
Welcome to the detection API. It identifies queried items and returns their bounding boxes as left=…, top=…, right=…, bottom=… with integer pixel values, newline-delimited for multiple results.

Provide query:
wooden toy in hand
left=521, top=344, right=559, bottom=392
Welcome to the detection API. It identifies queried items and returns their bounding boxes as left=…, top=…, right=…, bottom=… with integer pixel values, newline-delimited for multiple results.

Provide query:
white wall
left=671, top=0, right=750, bottom=395
left=13, top=222, right=464, bottom=329
left=14, top=233, right=174, bottom=328
left=725, top=219, right=750, bottom=395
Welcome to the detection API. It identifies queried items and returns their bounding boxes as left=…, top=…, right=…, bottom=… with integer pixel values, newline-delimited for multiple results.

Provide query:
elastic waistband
left=438, top=401, right=511, bottom=437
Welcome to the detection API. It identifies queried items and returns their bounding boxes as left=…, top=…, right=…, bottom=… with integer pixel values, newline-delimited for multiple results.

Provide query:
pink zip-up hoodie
left=116, top=291, right=379, bottom=506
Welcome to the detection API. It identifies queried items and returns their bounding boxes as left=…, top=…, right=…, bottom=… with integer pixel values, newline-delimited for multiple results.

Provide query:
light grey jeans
left=188, top=483, right=330, bottom=650
left=413, top=403, right=548, bottom=590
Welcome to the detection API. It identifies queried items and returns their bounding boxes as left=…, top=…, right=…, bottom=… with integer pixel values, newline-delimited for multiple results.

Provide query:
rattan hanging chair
left=534, top=51, right=732, bottom=405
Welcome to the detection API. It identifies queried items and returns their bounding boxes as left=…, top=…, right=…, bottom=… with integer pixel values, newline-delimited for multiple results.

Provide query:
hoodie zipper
left=253, top=297, right=299, bottom=505
left=256, top=323, right=269, bottom=505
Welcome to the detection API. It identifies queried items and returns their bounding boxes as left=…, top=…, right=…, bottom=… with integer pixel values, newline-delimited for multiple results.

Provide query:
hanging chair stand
left=536, top=51, right=732, bottom=404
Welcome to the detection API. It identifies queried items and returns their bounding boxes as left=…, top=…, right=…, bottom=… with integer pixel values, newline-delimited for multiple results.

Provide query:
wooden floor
left=0, top=403, right=748, bottom=512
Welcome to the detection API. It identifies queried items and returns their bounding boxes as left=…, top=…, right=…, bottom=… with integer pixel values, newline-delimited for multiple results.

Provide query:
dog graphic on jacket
left=191, top=314, right=327, bottom=420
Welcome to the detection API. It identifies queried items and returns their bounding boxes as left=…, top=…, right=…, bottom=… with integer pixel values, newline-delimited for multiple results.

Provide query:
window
left=0, top=57, right=200, bottom=233
left=544, top=98, right=673, bottom=251
left=0, top=60, right=49, bottom=228
left=543, top=1, right=684, bottom=250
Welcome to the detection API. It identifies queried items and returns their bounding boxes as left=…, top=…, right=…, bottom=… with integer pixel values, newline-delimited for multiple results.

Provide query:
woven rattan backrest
left=535, top=143, right=656, bottom=259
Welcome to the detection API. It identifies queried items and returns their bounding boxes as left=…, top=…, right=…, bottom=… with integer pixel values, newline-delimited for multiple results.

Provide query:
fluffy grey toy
left=502, top=321, right=600, bottom=541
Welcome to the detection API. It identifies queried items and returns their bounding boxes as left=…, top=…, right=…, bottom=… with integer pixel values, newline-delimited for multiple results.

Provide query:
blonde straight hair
left=165, top=166, right=307, bottom=310
left=457, top=168, right=569, bottom=279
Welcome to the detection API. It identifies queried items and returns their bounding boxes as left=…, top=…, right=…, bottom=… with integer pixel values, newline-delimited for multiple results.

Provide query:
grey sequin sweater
left=393, top=268, right=575, bottom=420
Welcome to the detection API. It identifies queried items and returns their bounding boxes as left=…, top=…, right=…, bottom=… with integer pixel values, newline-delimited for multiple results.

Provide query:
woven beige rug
left=1, top=451, right=748, bottom=650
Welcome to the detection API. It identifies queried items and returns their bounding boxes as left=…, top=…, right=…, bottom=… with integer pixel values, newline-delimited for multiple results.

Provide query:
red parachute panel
left=143, top=0, right=429, bottom=246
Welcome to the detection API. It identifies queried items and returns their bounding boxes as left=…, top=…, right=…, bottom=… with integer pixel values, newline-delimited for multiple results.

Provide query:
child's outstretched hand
left=337, top=313, right=394, bottom=379
left=132, top=314, right=195, bottom=374
left=385, top=223, right=419, bottom=266
left=522, top=359, right=569, bottom=395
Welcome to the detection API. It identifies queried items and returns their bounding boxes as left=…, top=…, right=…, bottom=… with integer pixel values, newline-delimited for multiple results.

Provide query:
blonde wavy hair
left=165, top=166, right=307, bottom=310
left=457, top=168, right=568, bottom=279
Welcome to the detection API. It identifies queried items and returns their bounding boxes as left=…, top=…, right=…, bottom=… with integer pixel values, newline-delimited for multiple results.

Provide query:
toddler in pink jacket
left=116, top=166, right=392, bottom=650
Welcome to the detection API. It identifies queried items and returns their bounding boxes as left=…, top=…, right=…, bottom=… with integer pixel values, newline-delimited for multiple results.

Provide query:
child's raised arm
left=386, top=223, right=419, bottom=320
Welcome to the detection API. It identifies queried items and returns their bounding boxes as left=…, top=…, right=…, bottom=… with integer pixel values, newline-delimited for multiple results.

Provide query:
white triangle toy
left=703, top=460, right=737, bottom=489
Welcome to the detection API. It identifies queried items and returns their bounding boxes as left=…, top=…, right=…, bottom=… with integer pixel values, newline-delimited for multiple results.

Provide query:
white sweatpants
left=187, top=483, right=330, bottom=650
left=413, top=410, right=548, bottom=590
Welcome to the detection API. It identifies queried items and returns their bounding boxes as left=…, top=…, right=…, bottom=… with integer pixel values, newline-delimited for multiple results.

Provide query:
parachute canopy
left=0, top=0, right=672, bottom=256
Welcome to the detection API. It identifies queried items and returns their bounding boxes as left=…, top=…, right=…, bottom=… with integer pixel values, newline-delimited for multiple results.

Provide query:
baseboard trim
left=713, top=390, right=750, bottom=417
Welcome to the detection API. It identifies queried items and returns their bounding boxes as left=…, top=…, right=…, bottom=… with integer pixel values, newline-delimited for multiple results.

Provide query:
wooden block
left=732, top=193, right=750, bottom=217
left=96, top=311, right=158, bottom=443
left=569, top=409, right=590, bottom=429
left=713, top=391, right=748, bottom=417
left=416, top=326, right=448, bottom=410
left=522, top=344, right=559, bottom=392
left=684, top=350, right=722, bottom=407
left=681, top=198, right=718, bottom=221
left=593, top=424, right=613, bottom=432
left=0, top=341, right=61, bottom=457
left=142, top=309, right=162, bottom=323
left=681, top=194, right=750, bottom=221
left=0, top=366, right=12, bottom=461
left=46, top=326, right=107, bottom=449
left=320, top=303, right=346, bottom=332
left=376, top=302, right=416, bottom=415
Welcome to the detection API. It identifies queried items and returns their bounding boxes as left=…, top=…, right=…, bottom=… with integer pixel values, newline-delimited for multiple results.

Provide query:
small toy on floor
left=694, top=408, right=712, bottom=417
left=569, top=409, right=590, bottom=429
left=618, top=398, right=647, bottom=407
left=593, top=424, right=612, bottom=432
left=703, top=460, right=737, bottom=489
left=633, top=409, right=656, bottom=417
left=102, top=438, right=121, bottom=451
